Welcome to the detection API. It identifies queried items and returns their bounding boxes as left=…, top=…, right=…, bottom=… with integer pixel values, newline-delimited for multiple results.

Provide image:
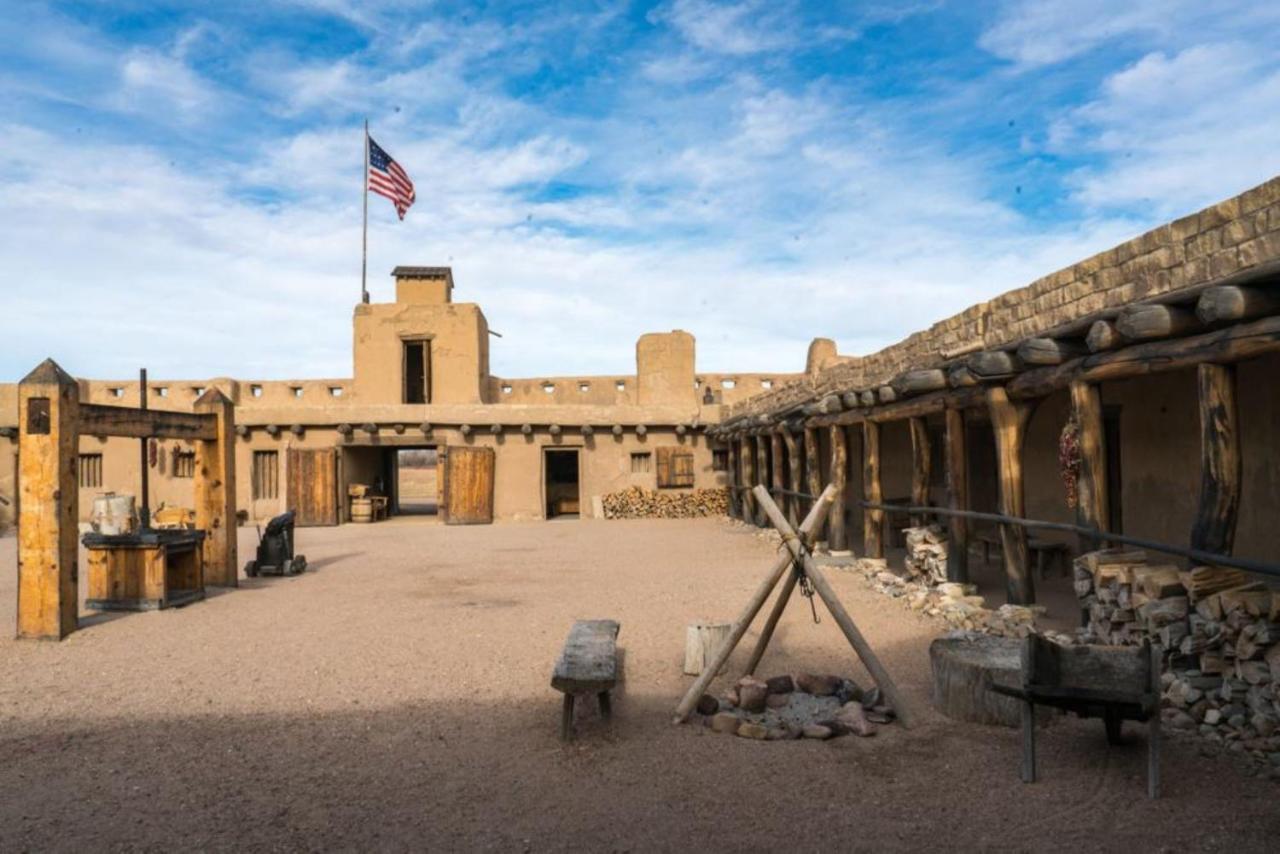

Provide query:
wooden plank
left=828, top=425, right=849, bottom=552
left=863, top=421, right=884, bottom=559
left=1196, top=284, right=1280, bottom=325
left=944, top=408, right=969, bottom=584
left=442, top=446, right=495, bottom=525
left=194, top=389, right=238, bottom=585
left=988, top=387, right=1033, bottom=605
left=79, top=403, right=217, bottom=441
left=17, top=359, right=80, bottom=640
left=551, top=619, right=620, bottom=694
left=1070, top=381, right=1109, bottom=555
left=288, top=447, right=338, bottom=527
left=1190, top=363, right=1240, bottom=555
left=909, top=417, right=931, bottom=527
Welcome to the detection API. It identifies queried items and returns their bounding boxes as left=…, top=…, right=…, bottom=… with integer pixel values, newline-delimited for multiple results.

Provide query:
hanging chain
left=797, top=561, right=821, bottom=624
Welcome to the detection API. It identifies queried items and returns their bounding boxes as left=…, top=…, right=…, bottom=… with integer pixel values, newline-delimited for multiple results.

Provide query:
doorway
left=544, top=448, right=581, bottom=519
left=395, top=447, right=438, bottom=516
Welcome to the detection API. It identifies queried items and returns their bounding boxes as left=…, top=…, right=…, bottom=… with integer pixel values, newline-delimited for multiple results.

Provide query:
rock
left=710, top=713, right=741, bottom=735
left=801, top=724, right=834, bottom=740
left=1165, top=710, right=1196, bottom=730
left=695, top=694, right=719, bottom=716
left=837, top=702, right=876, bottom=737
left=766, top=693, right=790, bottom=709
left=1229, top=714, right=1247, bottom=730
left=721, top=686, right=740, bottom=707
left=866, top=705, right=895, bottom=724
left=1204, top=708, right=1222, bottom=725
left=766, top=726, right=799, bottom=740
left=765, top=675, right=794, bottom=694
left=1254, top=715, right=1276, bottom=737
left=795, top=673, right=842, bottom=696
left=736, top=722, right=769, bottom=740
left=737, top=677, right=769, bottom=713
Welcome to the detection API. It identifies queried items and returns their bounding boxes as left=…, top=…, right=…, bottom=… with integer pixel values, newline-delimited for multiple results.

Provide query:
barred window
left=630, top=452, right=651, bottom=474
left=174, top=451, right=196, bottom=479
left=79, top=454, right=103, bottom=489
left=712, top=449, right=729, bottom=471
left=252, top=451, right=278, bottom=500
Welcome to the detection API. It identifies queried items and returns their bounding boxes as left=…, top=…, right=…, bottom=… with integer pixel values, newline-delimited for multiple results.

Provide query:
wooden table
left=84, top=529, right=206, bottom=611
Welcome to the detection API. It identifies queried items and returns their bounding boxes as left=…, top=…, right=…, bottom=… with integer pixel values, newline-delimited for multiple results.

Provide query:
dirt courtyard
left=0, top=519, right=1276, bottom=851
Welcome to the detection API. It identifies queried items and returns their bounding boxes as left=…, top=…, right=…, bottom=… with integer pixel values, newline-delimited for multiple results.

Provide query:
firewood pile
left=1074, top=549, right=1280, bottom=756
left=600, top=486, right=729, bottom=519
left=904, top=525, right=948, bottom=584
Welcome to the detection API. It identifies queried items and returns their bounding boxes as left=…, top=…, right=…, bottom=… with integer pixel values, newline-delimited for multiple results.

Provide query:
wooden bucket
left=351, top=497, right=373, bottom=523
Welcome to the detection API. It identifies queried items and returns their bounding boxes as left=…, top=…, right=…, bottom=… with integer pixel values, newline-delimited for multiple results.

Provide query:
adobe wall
left=637, top=331, right=695, bottom=407
left=353, top=301, right=489, bottom=405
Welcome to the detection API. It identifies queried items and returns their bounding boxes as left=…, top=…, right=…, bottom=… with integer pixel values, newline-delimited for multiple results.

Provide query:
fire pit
left=694, top=673, right=896, bottom=740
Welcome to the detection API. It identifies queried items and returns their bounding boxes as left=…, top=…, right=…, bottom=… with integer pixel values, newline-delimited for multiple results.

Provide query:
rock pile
left=1074, top=548, right=1280, bottom=767
left=904, top=525, right=948, bottom=584
left=601, top=486, right=728, bottom=519
left=694, top=673, right=895, bottom=740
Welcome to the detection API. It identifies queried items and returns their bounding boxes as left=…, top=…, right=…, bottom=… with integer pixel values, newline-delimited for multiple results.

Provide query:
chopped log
left=1017, top=337, right=1088, bottom=366
left=1115, top=304, right=1200, bottom=341
left=1135, top=565, right=1185, bottom=599
left=1086, top=320, right=1122, bottom=352
left=1190, top=364, right=1240, bottom=555
left=683, top=622, right=731, bottom=676
left=968, top=350, right=1020, bottom=378
left=877, top=386, right=897, bottom=404
left=841, top=391, right=861, bottom=410
left=948, top=365, right=979, bottom=388
left=817, top=394, right=843, bottom=415
left=929, top=635, right=1043, bottom=728
left=1196, top=284, right=1280, bottom=325
left=893, top=369, right=948, bottom=396
left=859, top=390, right=876, bottom=407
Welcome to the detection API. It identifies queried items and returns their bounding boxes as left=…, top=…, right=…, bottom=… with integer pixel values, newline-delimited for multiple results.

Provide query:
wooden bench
left=977, top=530, right=1072, bottom=579
left=551, top=619, right=620, bottom=741
left=989, top=634, right=1162, bottom=798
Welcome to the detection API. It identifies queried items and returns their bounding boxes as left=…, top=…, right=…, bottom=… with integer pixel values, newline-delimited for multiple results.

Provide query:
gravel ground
left=0, top=519, right=1276, bottom=852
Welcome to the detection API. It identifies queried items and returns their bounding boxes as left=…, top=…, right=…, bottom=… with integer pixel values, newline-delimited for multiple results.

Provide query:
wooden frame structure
left=712, top=273, right=1280, bottom=605
left=16, top=359, right=237, bottom=640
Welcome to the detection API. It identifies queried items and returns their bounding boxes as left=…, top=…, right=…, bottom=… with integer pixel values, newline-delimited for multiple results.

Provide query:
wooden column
left=739, top=436, right=756, bottom=523
left=755, top=434, right=770, bottom=526
left=1069, top=381, right=1110, bottom=554
left=17, top=359, right=80, bottom=640
left=828, top=423, right=849, bottom=554
left=194, top=389, right=237, bottom=587
left=726, top=437, right=741, bottom=519
left=804, top=426, right=822, bottom=525
left=987, top=387, right=1033, bottom=605
left=770, top=431, right=785, bottom=523
left=944, top=408, right=969, bottom=584
left=1190, top=363, right=1241, bottom=555
left=781, top=426, right=802, bottom=528
left=909, top=417, right=931, bottom=526
left=863, top=421, right=884, bottom=558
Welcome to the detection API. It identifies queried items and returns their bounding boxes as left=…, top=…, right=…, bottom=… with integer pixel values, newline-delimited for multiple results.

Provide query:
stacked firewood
left=601, top=486, right=729, bottom=519
left=903, top=525, right=948, bottom=584
left=1074, top=549, right=1280, bottom=747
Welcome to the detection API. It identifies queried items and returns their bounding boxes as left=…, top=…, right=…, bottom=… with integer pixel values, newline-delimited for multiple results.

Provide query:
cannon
left=244, top=510, right=307, bottom=577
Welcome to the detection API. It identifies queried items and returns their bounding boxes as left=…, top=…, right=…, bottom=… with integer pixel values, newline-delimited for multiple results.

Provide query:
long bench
left=551, top=619, right=620, bottom=741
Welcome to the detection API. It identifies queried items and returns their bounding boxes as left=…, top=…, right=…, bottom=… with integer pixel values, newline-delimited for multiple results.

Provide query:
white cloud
left=650, top=0, right=803, bottom=56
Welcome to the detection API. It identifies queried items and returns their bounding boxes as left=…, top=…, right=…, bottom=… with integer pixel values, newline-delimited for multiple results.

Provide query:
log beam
left=1086, top=320, right=1122, bottom=353
left=1190, top=363, right=1241, bottom=556
left=1115, top=304, right=1200, bottom=342
left=943, top=408, right=969, bottom=584
left=1069, top=381, right=1109, bottom=554
left=1017, top=337, right=1088, bottom=366
left=828, top=424, right=850, bottom=554
left=909, top=417, right=931, bottom=527
left=863, top=420, right=884, bottom=559
left=1195, top=284, right=1280, bottom=325
left=194, top=389, right=238, bottom=587
left=987, top=386, right=1034, bottom=605
left=79, top=403, right=217, bottom=441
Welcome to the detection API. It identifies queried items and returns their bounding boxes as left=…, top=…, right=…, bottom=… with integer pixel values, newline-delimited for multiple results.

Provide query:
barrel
left=351, top=497, right=373, bottom=523
left=91, top=493, right=137, bottom=535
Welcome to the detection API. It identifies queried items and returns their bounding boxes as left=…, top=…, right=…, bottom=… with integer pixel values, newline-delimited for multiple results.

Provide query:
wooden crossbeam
left=79, top=403, right=217, bottom=441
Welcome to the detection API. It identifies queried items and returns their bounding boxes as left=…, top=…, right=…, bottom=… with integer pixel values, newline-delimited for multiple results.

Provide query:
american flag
left=367, top=136, right=415, bottom=220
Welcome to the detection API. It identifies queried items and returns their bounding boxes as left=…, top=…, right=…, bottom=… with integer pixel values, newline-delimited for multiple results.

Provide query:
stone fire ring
left=694, top=673, right=896, bottom=740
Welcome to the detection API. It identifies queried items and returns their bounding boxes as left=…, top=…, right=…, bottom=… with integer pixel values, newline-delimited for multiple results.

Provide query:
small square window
left=615, top=381, right=626, bottom=391
left=579, top=382, right=590, bottom=393
left=78, top=453, right=103, bottom=488
left=109, top=387, right=124, bottom=398
left=291, top=387, right=304, bottom=398
left=174, top=451, right=196, bottom=478
left=501, top=384, right=513, bottom=394
left=251, top=385, right=263, bottom=397
left=761, top=379, right=773, bottom=389
left=721, top=379, right=736, bottom=390
left=630, top=452, right=651, bottom=474
left=191, top=386, right=206, bottom=397
left=154, top=387, right=168, bottom=398
left=542, top=383, right=555, bottom=394
left=329, top=387, right=343, bottom=397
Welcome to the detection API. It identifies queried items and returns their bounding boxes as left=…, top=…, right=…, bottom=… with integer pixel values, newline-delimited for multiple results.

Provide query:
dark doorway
left=395, top=448, right=438, bottom=516
left=544, top=449, right=581, bottom=519
left=1104, top=407, right=1123, bottom=535
left=403, top=340, right=432, bottom=404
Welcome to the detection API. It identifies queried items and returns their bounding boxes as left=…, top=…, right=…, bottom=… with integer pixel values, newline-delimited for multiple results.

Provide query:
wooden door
left=287, top=448, right=339, bottom=526
left=441, top=446, right=494, bottom=525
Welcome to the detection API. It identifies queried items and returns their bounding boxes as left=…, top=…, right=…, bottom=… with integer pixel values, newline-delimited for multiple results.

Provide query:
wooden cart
left=84, top=529, right=206, bottom=611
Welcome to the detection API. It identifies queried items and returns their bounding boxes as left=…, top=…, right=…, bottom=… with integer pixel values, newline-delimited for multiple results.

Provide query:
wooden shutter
left=441, top=446, right=495, bottom=524
left=656, top=446, right=695, bottom=489
left=287, top=448, right=338, bottom=526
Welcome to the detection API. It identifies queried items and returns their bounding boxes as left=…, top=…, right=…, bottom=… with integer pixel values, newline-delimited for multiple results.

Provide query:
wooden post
left=987, top=387, right=1034, bottom=605
left=944, top=408, right=969, bottom=584
left=754, top=487, right=913, bottom=728
left=194, top=388, right=237, bottom=587
left=725, top=437, right=740, bottom=519
left=1190, top=363, right=1241, bottom=555
left=827, top=424, right=849, bottom=553
left=781, top=427, right=801, bottom=529
left=17, top=359, right=80, bottom=640
left=804, top=426, right=822, bottom=531
left=909, top=416, right=931, bottom=526
left=755, top=434, right=770, bottom=526
left=862, top=421, right=884, bottom=559
left=740, top=435, right=756, bottom=524
left=770, top=431, right=785, bottom=523
left=673, top=485, right=837, bottom=723
left=1069, top=381, right=1109, bottom=554
left=743, top=569, right=799, bottom=676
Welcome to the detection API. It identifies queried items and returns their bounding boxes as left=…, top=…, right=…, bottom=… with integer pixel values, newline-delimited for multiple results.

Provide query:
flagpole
left=361, top=118, right=369, bottom=304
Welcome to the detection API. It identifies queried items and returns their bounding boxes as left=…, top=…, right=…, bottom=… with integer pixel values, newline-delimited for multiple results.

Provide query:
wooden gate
left=287, top=448, right=339, bottom=527
left=441, top=446, right=494, bottom=525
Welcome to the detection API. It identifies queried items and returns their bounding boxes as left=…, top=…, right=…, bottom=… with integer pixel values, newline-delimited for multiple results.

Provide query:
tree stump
left=929, top=635, right=1050, bottom=728
left=684, top=623, right=731, bottom=676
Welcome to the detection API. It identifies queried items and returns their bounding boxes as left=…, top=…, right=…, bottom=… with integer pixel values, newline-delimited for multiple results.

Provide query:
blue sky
left=3, top=0, right=1280, bottom=381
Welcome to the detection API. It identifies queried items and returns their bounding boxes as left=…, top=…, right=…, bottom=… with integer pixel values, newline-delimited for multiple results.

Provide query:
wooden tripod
left=674, top=484, right=913, bottom=727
